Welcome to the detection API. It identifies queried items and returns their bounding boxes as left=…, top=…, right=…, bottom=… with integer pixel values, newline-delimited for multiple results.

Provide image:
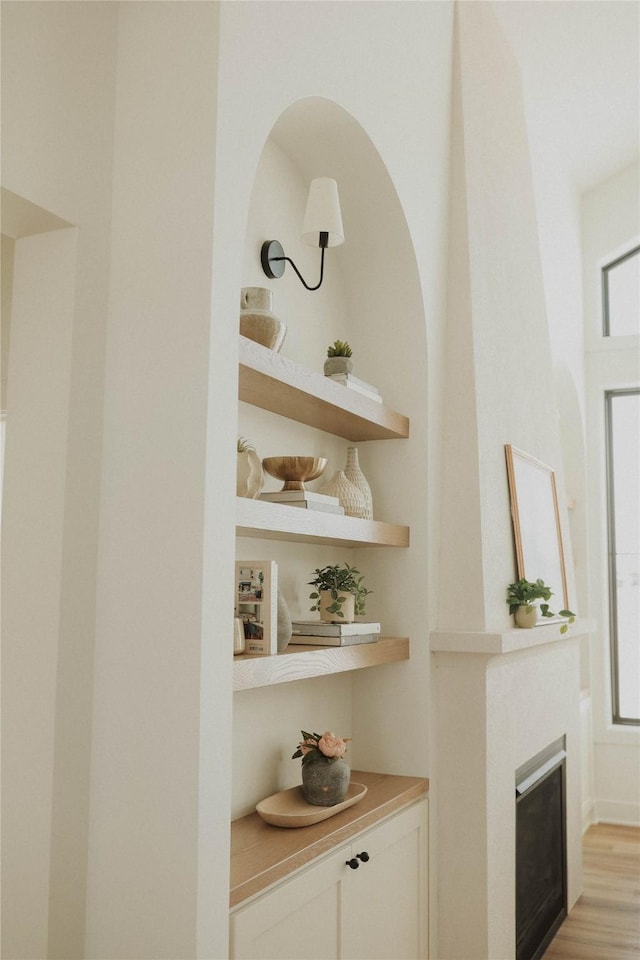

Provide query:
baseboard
left=593, top=798, right=640, bottom=827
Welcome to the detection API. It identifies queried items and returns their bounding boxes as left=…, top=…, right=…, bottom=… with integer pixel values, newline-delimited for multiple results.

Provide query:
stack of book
left=259, top=490, right=344, bottom=515
left=289, top=620, right=381, bottom=647
left=326, top=372, right=382, bottom=403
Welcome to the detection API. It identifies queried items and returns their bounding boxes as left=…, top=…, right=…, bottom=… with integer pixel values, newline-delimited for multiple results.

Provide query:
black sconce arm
left=261, top=232, right=329, bottom=291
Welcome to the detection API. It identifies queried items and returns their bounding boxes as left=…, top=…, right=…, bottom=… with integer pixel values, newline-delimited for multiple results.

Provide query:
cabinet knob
left=345, top=858, right=360, bottom=870
left=357, top=851, right=370, bottom=862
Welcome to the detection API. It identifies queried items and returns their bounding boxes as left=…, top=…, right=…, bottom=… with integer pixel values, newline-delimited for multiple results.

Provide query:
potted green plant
left=506, top=578, right=575, bottom=632
left=323, top=340, right=353, bottom=376
left=309, top=563, right=371, bottom=622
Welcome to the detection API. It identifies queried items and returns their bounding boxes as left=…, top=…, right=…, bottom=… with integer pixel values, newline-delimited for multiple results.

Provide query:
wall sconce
left=261, top=177, right=344, bottom=291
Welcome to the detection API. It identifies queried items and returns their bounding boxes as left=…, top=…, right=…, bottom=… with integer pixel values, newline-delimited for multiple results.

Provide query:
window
left=602, top=246, right=640, bottom=337
left=605, top=389, right=640, bottom=724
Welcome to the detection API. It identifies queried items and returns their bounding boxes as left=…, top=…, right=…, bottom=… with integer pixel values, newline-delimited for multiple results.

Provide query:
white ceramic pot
left=319, top=590, right=355, bottom=623
left=514, top=604, right=537, bottom=629
left=323, top=356, right=353, bottom=376
left=237, top=448, right=264, bottom=498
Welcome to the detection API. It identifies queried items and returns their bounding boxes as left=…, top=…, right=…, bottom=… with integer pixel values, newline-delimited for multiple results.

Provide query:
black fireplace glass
left=516, top=762, right=566, bottom=960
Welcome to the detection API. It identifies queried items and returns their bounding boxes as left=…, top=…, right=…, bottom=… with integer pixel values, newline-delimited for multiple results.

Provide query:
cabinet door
left=230, top=849, right=343, bottom=960
left=341, top=801, right=428, bottom=960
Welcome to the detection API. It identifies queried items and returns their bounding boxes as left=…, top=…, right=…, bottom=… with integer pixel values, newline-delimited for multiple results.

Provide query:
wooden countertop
left=230, top=770, right=429, bottom=908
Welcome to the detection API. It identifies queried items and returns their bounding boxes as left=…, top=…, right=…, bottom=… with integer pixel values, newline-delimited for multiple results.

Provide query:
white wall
left=2, top=227, right=77, bottom=960
left=583, top=162, right=640, bottom=826
left=1, top=4, right=118, bottom=956
left=434, top=6, right=585, bottom=954
left=438, top=1, right=577, bottom=634
left=85, top=4, right=228, bottom=959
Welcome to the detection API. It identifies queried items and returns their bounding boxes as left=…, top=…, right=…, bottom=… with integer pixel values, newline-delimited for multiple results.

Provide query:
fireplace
left=432, top=625, right=587, bottom=959
left=516, top=737, right=567, bottom=960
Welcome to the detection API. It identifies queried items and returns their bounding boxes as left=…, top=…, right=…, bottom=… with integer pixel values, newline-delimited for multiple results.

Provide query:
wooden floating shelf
left=236, top=497, right=409, bottom=548
left=233, top=637, right=410, bottom=691
left=238, top=336, right=409, bottom=441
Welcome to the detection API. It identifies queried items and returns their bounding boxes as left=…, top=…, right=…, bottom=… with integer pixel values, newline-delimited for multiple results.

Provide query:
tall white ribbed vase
left=344, top=447, right=373, bottom=520
left=322, top=469, right=367, bottom=519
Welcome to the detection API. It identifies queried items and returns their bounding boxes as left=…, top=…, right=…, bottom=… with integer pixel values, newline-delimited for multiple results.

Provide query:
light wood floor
left=544, top=822, right=640, bottom=960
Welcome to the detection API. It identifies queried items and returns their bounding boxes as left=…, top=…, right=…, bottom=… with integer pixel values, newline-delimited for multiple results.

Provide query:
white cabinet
left=230, top=800, right=428, bottom=960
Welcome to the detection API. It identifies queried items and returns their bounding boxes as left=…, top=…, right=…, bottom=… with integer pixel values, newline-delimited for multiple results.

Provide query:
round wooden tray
left=256, top=781, right=367, bottom=828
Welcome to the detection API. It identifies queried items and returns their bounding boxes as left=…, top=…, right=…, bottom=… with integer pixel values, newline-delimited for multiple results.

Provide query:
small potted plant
left=324, top=339, right=353, bottom=376
left=292, top=729, right=351, bottom=806
left=506, top=578, right=575, bottom=632
left=309, top=563, right=371, bottom=622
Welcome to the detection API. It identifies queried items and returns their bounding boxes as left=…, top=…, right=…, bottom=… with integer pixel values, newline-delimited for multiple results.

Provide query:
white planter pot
left=237, top=449, right=264, bottom=498
left=514, top=604, right=537, bottom=629
left=319, top=590, right=355, bottom=623
left=324, top=356, right=353, bottom=376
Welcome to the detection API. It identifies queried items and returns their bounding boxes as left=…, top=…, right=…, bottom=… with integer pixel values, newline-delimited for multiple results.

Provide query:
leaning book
left=288, top=632, right=379, bottom=647
left=235, top=560, right=278, bottom=655
left=291, top=620, right=381, bottom=637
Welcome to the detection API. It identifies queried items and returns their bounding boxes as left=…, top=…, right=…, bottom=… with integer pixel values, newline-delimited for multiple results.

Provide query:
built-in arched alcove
left=233, top=96, right=430, bottom=817
left=242, top=96, right=426, bottom=413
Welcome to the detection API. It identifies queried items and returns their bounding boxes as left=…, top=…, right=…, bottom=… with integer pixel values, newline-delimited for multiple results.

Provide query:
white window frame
left=604, top=387, right=640, bottom=725
left=586, top=228, right=640, bottom=742
left=602, top=245, right=640, bottom=338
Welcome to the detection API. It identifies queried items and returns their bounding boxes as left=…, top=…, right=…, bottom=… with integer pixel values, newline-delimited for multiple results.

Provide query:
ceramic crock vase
left=344, top=446, right=373, bottom=520
left=515, top=604, right=537, bottom=628
left=319, top=589, right=355, bottom=623
left=302, top=757, right=351, bottom=806
left=322, top=469, right=367, bottom=519
left=237, top=447, right=264, bottom=499
left=240, top=287, right=287, bottom=353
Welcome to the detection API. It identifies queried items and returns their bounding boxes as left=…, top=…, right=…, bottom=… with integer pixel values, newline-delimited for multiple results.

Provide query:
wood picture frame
left=505, top=445, right=570, bottom=621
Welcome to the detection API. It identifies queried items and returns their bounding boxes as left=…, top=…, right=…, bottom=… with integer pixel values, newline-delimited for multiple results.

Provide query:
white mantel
left=431, top=617, right=596, bottom=655
left=431, top=621, right=594, bottom=960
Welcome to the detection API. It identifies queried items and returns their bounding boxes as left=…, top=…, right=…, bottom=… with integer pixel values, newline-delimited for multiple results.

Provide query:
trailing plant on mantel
left=506, top=578, right=575, bottom=633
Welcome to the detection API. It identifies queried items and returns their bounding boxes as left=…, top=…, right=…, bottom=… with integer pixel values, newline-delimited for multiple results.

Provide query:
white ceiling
left=492, top=0, right=640, bottom=194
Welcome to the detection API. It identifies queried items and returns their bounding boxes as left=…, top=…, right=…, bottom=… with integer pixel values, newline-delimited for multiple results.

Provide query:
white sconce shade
left=261, top=176, right=344, bottom=290
left=301, top=178, right=345, bottom=248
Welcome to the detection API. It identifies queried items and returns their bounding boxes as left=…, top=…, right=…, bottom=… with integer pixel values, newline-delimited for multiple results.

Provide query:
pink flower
left=318, top=731, right=348, bottom=759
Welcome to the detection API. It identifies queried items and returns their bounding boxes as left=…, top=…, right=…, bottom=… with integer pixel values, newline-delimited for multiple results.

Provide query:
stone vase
left=301, top=758, right=351, bottom=806
left=240, top=286, right=287, bottom=352
left=344, top=446, right=373, bottom=520
left=322, top=469, right=367, bottom=518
